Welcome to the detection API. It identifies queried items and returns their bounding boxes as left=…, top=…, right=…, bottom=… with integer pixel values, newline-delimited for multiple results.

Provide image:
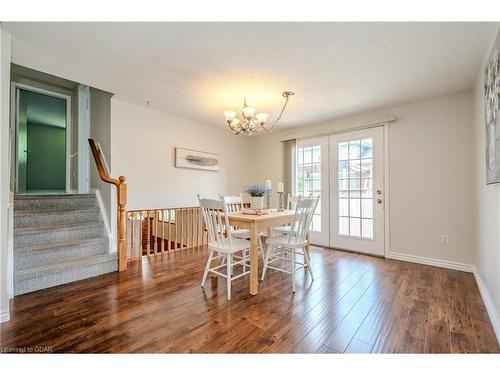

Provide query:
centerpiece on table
left=244, top=184, right=271, bottom=210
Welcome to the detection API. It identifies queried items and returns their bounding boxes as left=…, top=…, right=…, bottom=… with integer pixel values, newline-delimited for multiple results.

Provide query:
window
left=296, top=145, right=322, bottom=231
left=338, top=138, right=373, bottom=239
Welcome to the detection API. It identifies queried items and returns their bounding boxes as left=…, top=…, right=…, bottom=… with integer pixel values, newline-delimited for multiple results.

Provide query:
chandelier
left=224, top=91, right=294, bottom=135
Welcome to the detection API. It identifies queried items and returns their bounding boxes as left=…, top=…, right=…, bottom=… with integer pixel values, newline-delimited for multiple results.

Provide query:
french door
left=295, top=136, right=330, bottom=246
left=294, top=126, right=385, bottom=254
left=329, top=126, right=385, bottom=255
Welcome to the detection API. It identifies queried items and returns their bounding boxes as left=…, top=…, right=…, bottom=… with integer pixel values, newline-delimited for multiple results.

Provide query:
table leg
left=250, top=222, right=259, bottom=295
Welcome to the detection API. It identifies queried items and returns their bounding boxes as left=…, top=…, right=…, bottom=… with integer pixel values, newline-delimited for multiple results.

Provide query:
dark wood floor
left=1, top=246, right=498, bottom=353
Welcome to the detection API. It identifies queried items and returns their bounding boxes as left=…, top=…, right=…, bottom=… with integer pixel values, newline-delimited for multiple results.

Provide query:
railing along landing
left=126, top=207, right=207, bottom=260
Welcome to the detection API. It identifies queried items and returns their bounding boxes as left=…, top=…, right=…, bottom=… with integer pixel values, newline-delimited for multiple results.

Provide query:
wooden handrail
left=89, top=138, right=128, bottom=272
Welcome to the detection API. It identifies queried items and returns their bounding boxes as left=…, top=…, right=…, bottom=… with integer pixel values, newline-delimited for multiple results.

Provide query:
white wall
left=0, top=27, right=12, bottom=323
left=472, top=25, right=500, bottom=338
left=253, top=91, right=475, bottom=267
left=110, top=99, right=255, bottom=210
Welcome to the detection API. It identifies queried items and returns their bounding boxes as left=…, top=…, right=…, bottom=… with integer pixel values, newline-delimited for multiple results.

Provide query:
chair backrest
left=286, top=194, right=302, bottom=210
left=289, top=196, right=320, bottom=244
left=198, top=195, right=232, bottom=246
left=220, top=194, right=244, bottom=213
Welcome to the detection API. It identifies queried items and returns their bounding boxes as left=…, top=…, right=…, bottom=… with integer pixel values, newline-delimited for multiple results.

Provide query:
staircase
left=13, top=194, right=117, bottom=295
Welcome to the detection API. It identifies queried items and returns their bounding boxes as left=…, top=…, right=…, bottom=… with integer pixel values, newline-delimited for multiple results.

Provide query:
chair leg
left=226, top=253, right=232, bottom=300
left=261, top=244, right=273, bottom=281
left=291, top=249, right=296, bottom=293
left=201, top=250, right=214, bottom=287
left=303, top=247, right=314, bottom=280
left=243, top=249, right=247, bottom=273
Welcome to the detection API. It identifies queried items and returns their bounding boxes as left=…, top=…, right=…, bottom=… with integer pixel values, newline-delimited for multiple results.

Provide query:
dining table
left=224, top=209, right=308, bottom=296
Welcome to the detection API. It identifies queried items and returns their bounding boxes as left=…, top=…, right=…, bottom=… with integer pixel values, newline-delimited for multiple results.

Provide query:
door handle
left=377, top=198, right=383, bottom=204
left=376, top=189, right=382, bottom=195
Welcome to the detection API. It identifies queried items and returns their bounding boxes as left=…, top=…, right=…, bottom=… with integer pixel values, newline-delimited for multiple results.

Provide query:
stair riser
left=14, top=259, right=117, bottom=296
left=15, top=226, right=106, bottom=248
left=14, top=197, right=97, bottom=211
left=14, top=210, right=102, bottom=228
left=15, top=242, right=109, bottom=270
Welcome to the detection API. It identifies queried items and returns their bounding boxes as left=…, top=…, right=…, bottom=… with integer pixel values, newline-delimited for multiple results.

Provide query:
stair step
left=14, top=222, right=106, bottom=248
left=14, top=253, right=118, bottom=295
left=15, top=237, right=109, bottom=270
left=14, top=207, right=102, bottom=228
left=14, top=194, right=97, bottom=211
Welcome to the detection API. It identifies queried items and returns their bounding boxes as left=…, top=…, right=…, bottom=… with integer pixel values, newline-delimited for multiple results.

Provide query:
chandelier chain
left=266, top=93, right=291, bottom=131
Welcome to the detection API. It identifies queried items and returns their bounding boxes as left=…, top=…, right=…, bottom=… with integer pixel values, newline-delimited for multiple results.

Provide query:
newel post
left=117, top=176, right=128, bottom=272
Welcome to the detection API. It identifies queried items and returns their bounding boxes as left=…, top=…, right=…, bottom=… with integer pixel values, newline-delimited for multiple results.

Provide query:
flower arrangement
left=244, top=184, right=271, bottom=197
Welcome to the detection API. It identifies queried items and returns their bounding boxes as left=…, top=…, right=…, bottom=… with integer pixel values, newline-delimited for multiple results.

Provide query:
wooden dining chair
left=262, top=196, right=319, bottom=292
left=273, top=194, right=302, bottom=235
left=198, top=195, right=250, bottom=300
left=220, top=194, right=265, bottom=260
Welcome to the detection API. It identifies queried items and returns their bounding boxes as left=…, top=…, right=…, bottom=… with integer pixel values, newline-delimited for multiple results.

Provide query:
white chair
left=198, top=195, right=250, bottom=300
left=273, top=194, right=302, bottom=236
left=262, top=197, right=319, bottom=292
left=220, top=194, right=265, bottom=259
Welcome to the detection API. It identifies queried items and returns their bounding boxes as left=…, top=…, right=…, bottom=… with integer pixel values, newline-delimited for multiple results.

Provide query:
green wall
left=26, top=123, right=66, bottom=191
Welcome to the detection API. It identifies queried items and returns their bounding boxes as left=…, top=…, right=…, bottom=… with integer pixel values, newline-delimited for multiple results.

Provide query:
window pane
left=338, top=160, right=349, bottom=178
left=312, top=179, right=321, bottom=191
left=349, top=160, right=361, bottom=178
left=361, top=178, right=373, bottom=198
left=349, top=141, right=361, bottom=159
left=349, top=218, right=361, bottom=236
left=361, top=138, right=372, bottom=158
left=339, top=217, right=349, bottom=235
left=304, top=147, right=312, bottom=163
left=349, top=179, right=360, bottom=191
left=339, top=198, right=348, bottom=216
left=362, top=219, right=373, bottom=239
left=339, top=179, right=348, bottom=191
left=349, top=198, right=360, bottom=218
left=360, top=159, right=372, bottom=178
left=338, top=142, right=349, bottom=160
left=361, top=199, right=373, bottom=218
left=297, top=149, right=303, bottom=164
left=313, top=146, right=321, bottom=162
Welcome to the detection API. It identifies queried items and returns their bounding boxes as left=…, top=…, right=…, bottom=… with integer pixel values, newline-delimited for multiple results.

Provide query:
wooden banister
left=89, top=138, right=128, bottom=272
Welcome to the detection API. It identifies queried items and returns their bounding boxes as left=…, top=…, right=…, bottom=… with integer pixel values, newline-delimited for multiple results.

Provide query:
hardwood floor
left=1, top=246, right=498, bottom=353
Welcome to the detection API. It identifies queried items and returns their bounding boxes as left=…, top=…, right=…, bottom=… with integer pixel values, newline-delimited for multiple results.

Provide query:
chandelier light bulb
left=224, top=110, right=236, bottom=123
left=255, top=113, right=269, bottom=125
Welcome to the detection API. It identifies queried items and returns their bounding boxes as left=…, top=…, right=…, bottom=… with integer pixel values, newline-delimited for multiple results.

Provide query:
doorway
left=14, top=84, right=71, bottom=194
left=294, top=125, right=386, bottom=256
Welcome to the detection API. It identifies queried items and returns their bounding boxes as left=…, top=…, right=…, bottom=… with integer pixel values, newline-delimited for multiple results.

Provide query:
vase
left=250, top=196, right=264, bottom=210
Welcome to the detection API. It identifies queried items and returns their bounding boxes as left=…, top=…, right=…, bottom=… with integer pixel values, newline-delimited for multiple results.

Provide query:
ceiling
left=4, top=22, right=497, bottom=129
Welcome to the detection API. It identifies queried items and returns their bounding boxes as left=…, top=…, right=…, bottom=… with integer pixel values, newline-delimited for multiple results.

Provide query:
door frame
left=12, top=82, right=72, bottom=194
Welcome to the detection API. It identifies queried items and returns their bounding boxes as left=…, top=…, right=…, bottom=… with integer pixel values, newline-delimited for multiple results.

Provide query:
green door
left=17, top=88, right=68, bottom=193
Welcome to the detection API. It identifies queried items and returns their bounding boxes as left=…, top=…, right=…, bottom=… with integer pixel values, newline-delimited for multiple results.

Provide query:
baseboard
left=0, top=308, right=10, bottom=323
left=473, top=267, right=500, bottom=344
left=386, top=251, right=474, bottom=273
left=93, top=189, right=115, bottom=252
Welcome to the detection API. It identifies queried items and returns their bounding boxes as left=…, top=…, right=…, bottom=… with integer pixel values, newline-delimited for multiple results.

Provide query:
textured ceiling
left=4, top=22, right=497, bottom=129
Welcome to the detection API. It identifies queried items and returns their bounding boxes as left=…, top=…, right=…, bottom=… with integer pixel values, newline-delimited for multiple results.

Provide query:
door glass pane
left=296, top=144, right=322, bottom=232
left=337, top=137, right=374, bottom=239
left=338, top=142, right=349, bottom=160
left=339, top=217, right=349, bottom=235
left=361, top=138, right=372, bottom=158
left=349, top=141, right=361, bottom=159
left=362, top=219, right=373, bottom=239
left=349, top=218, right=361, bottom=236
left=339, top=198, right=348, bottom=216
